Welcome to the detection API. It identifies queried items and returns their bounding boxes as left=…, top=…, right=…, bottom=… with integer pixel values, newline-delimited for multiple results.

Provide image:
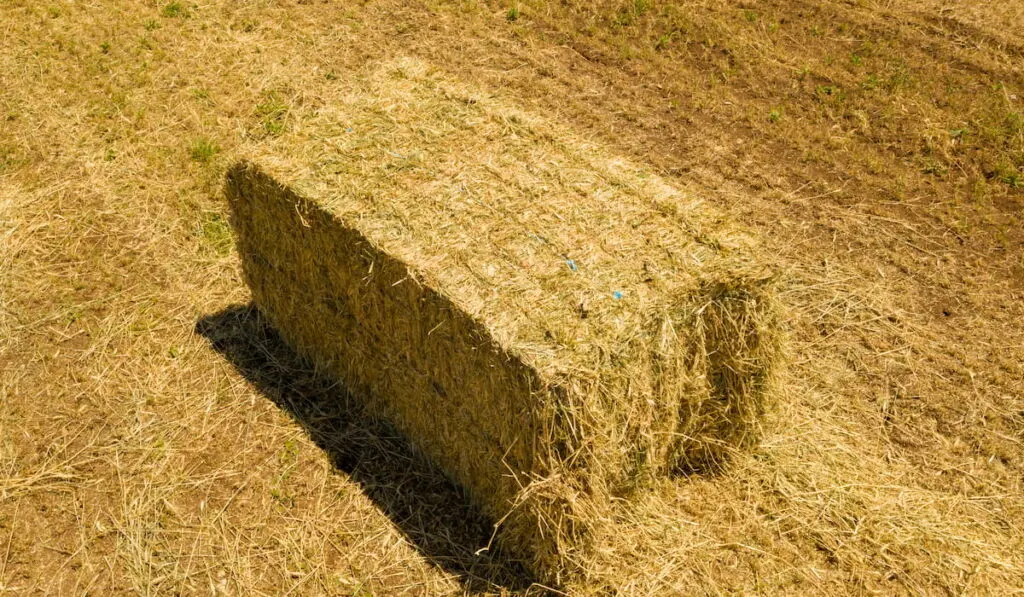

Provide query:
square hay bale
left=226, top=58, right=781, bottom=585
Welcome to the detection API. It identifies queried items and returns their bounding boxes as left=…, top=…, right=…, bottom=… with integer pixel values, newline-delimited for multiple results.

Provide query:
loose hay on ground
left=226, top=58, right=783, bottom=586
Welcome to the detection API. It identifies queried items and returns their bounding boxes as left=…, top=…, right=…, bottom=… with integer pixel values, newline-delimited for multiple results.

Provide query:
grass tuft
left=188, top=137, right=219, bottom=163
left=256, top=92, right=289, bottom=136
left=200, top=212, right=233, bottom=256
left=161, top=2, right=188, bottom=18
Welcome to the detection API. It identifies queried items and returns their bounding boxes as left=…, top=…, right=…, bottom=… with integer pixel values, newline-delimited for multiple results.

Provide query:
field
left=1, top=0, right=1022, bottom=594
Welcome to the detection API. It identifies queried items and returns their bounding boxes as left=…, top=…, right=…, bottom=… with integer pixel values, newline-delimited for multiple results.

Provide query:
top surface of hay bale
left=250, top=58, right=766, bottom=378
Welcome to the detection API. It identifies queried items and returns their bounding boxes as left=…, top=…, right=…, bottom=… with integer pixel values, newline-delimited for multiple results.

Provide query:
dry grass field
left=1, top=0, right=1022, bottom=594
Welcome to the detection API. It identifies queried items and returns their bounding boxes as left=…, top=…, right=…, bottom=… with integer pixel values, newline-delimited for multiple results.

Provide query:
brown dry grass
left=0, top=0, right=1021, bottom=595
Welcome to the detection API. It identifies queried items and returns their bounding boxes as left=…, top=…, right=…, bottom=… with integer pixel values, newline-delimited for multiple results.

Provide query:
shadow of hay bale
left=195, top=303, right=545, bottom=595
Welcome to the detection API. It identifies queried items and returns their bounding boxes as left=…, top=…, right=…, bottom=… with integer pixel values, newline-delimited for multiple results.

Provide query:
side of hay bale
left=226, top=57, right=782, bottom=585
left=227, top=165, right=601, bottom=581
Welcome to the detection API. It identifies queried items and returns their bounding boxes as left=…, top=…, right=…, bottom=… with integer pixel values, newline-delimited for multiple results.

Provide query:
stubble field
left=1, top=0, right=1022, bottom=594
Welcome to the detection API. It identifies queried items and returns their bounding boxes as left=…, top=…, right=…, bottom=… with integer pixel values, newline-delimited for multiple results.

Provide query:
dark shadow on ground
left=195, top=303, right=542, bottom=595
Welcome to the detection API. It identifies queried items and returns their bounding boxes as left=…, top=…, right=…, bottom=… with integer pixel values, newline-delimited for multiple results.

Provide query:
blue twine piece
left=565, top=259, right=577, bottom=272
left=612, top=291, right=623, bottom=300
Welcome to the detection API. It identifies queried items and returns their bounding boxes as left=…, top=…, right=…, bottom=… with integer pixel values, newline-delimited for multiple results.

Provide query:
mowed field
left=1, top=0, right=1022, bottom=594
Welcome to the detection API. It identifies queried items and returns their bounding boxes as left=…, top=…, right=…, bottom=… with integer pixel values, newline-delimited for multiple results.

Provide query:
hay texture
left=226, top=58, right=782, bottom=585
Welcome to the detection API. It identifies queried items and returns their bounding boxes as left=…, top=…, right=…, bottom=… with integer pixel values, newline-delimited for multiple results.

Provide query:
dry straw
left=226, top=58, right=782, bottom=587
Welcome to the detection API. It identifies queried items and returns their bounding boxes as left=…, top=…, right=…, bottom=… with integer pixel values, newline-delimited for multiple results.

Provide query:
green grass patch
left=199, top=212, right=233, bottom=256
left=161, top=2, right=188, bottom=18
left=997, top=163, right=1022, bottom=188
left=256, top=92, right=289, bottom=136
left=188, top=137, right=219, bottom=163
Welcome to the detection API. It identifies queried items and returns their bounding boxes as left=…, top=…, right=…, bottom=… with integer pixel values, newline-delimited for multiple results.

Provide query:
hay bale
left=226, top=58, right=781, bottom=585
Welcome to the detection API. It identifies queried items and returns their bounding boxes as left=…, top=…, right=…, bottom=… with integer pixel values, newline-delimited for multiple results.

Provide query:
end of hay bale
left=669, top=272, right=783, bottom=473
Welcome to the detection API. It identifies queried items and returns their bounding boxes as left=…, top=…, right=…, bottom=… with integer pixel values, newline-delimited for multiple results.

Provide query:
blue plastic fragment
left=566, top=259, right=577, bottom=272
left=345, top=127, right=354, bottom=133
left=612, top=291, right=623, bottom=300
